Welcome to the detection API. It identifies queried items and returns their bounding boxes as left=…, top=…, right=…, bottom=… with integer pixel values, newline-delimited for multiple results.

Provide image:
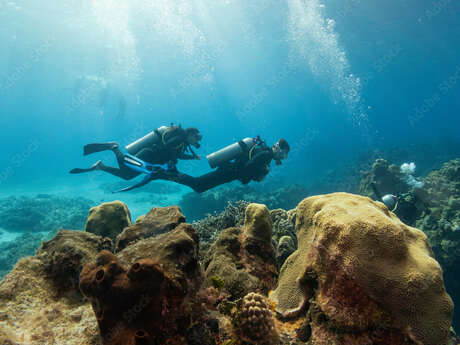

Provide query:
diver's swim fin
left=70, top=160, right=102, bottom=174
left=112, top=173, right=154, bottom=193
left=83, top=142, right=118, bottom=156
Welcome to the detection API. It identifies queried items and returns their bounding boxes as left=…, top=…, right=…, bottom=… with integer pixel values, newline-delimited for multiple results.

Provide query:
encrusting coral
left=270, top=192, right=454, bottom=345
left=115, top=205, right=185, bottom=251
left=36, top=229, right=112, bottom=294
left=0, top=230, right=105, bottom=344
left=204, top=203, right=278, bottom=300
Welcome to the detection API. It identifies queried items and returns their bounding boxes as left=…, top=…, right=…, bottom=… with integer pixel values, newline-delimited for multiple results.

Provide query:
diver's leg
left=70, top=160, right=139, bottom=180
left=70, top=160, right=103, bottom=174
left=98, top=161, right=140, bottom=180
left=98, top=145, right=141, bottom=180
left=154, top=168, right=237, bottom=193
left=83, top=142, right=119, bottom=156
left=188, top=168, right=237, bottom=193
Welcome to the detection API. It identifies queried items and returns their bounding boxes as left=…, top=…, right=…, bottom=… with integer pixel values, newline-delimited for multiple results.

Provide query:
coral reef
left=204, top=203, right=277, bottom=300
left=414, top=159, right=460, bottom=327
left=80, top=218, right=210, bottom=345
left=358, top=158, right=408, bottom=199
left=79, top=250, right=187, bottom=345
left=0, top=194, right=93, bottom=233
left=116, top=223, right=202, bottom=294
left=85, top=200, right=132, bottom=241
left=180, top=184, right=308, bottom=221
left=115, top=205, right=185, bottom=251
left=0, top=233, right=43, bottom=279
left=270, top=208, right=296, bottom=245
left=270, top=193, right=453, bottom=345
left=193, top=201, right=249, bottom=246
left=36, top=230, right=113, bottom=294
left=359, top=158, right=460, bottom=327
left=275, top=236, right=296, bottom=269
left=0, top=192, right=458, bottom=345
left=236, top=292, right=278, bottom=345
left=0, top=231, right=104, bottom=344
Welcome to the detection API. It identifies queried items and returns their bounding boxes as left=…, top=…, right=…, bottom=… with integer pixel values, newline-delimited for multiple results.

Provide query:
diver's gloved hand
left=151, top=166, right=165, bottom=173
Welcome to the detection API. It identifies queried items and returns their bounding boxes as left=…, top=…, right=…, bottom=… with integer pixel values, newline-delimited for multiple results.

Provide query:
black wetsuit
left=145, top=141, right=274, bottom=193
left=73, top=126, right=197, bottom=180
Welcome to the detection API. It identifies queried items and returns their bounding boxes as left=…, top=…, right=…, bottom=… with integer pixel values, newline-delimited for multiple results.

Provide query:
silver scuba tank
left=125, top=126, right=168, bottom=155
left=382, top=194, right=398, bottom=212
left=207, top=137, right=255, bottom=169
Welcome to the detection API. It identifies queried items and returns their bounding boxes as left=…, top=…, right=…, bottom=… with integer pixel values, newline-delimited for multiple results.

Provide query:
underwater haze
left=1, top=0, right=460, bottom=333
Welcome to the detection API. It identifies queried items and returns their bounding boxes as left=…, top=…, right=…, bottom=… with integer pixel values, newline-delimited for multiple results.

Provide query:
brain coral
left=270, top=192, right=453, bottom=345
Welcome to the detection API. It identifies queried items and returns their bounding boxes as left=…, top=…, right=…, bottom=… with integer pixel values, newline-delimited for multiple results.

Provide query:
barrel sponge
left=244, top=203, right=273, bottom=243
left=270, top=192, right=453, bottom=345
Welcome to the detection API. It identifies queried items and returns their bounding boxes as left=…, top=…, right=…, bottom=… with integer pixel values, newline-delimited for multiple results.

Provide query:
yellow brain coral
left=270, top=192, right=453, bottom=345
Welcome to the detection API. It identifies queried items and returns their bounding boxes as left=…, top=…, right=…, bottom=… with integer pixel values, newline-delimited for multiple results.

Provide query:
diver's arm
left=177, top=152, right=199, bottom=160
left=163, top=130, right=186, bottom=148
left=244, top=150, right=272, bottom=169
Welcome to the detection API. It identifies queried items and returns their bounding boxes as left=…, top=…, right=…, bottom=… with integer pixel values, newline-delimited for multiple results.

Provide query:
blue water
left=1, top=0, right=460, bottom=328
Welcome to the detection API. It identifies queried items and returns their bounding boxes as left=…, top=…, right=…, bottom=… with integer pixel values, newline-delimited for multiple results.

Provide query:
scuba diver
left=70, top=124, right=202, bottom=184
left=370, top=182, right=399, bottom=212
left=114, top=136, right=290, bottom=193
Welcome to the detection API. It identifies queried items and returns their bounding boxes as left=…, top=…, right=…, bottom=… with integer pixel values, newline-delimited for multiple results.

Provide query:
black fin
left=112, top=174, right=154, bottom=193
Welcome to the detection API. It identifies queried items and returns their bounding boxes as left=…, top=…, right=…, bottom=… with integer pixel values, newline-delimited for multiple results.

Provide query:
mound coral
left=270, top=192, right=453, bottom=345
left=115, top=206, right=185, bottom=251
left=85, top=200, right=131, bottom=241
left=37, top=229, right=112, bottom=294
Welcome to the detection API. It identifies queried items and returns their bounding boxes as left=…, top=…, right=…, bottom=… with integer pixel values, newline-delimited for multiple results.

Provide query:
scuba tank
left=371, top=183, right=398, bottom=212
left=125, top=126, right=168, bottom=155
left=206, top=137, right=256, bottom=169
left=382, top=194, right=399, bottom=212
